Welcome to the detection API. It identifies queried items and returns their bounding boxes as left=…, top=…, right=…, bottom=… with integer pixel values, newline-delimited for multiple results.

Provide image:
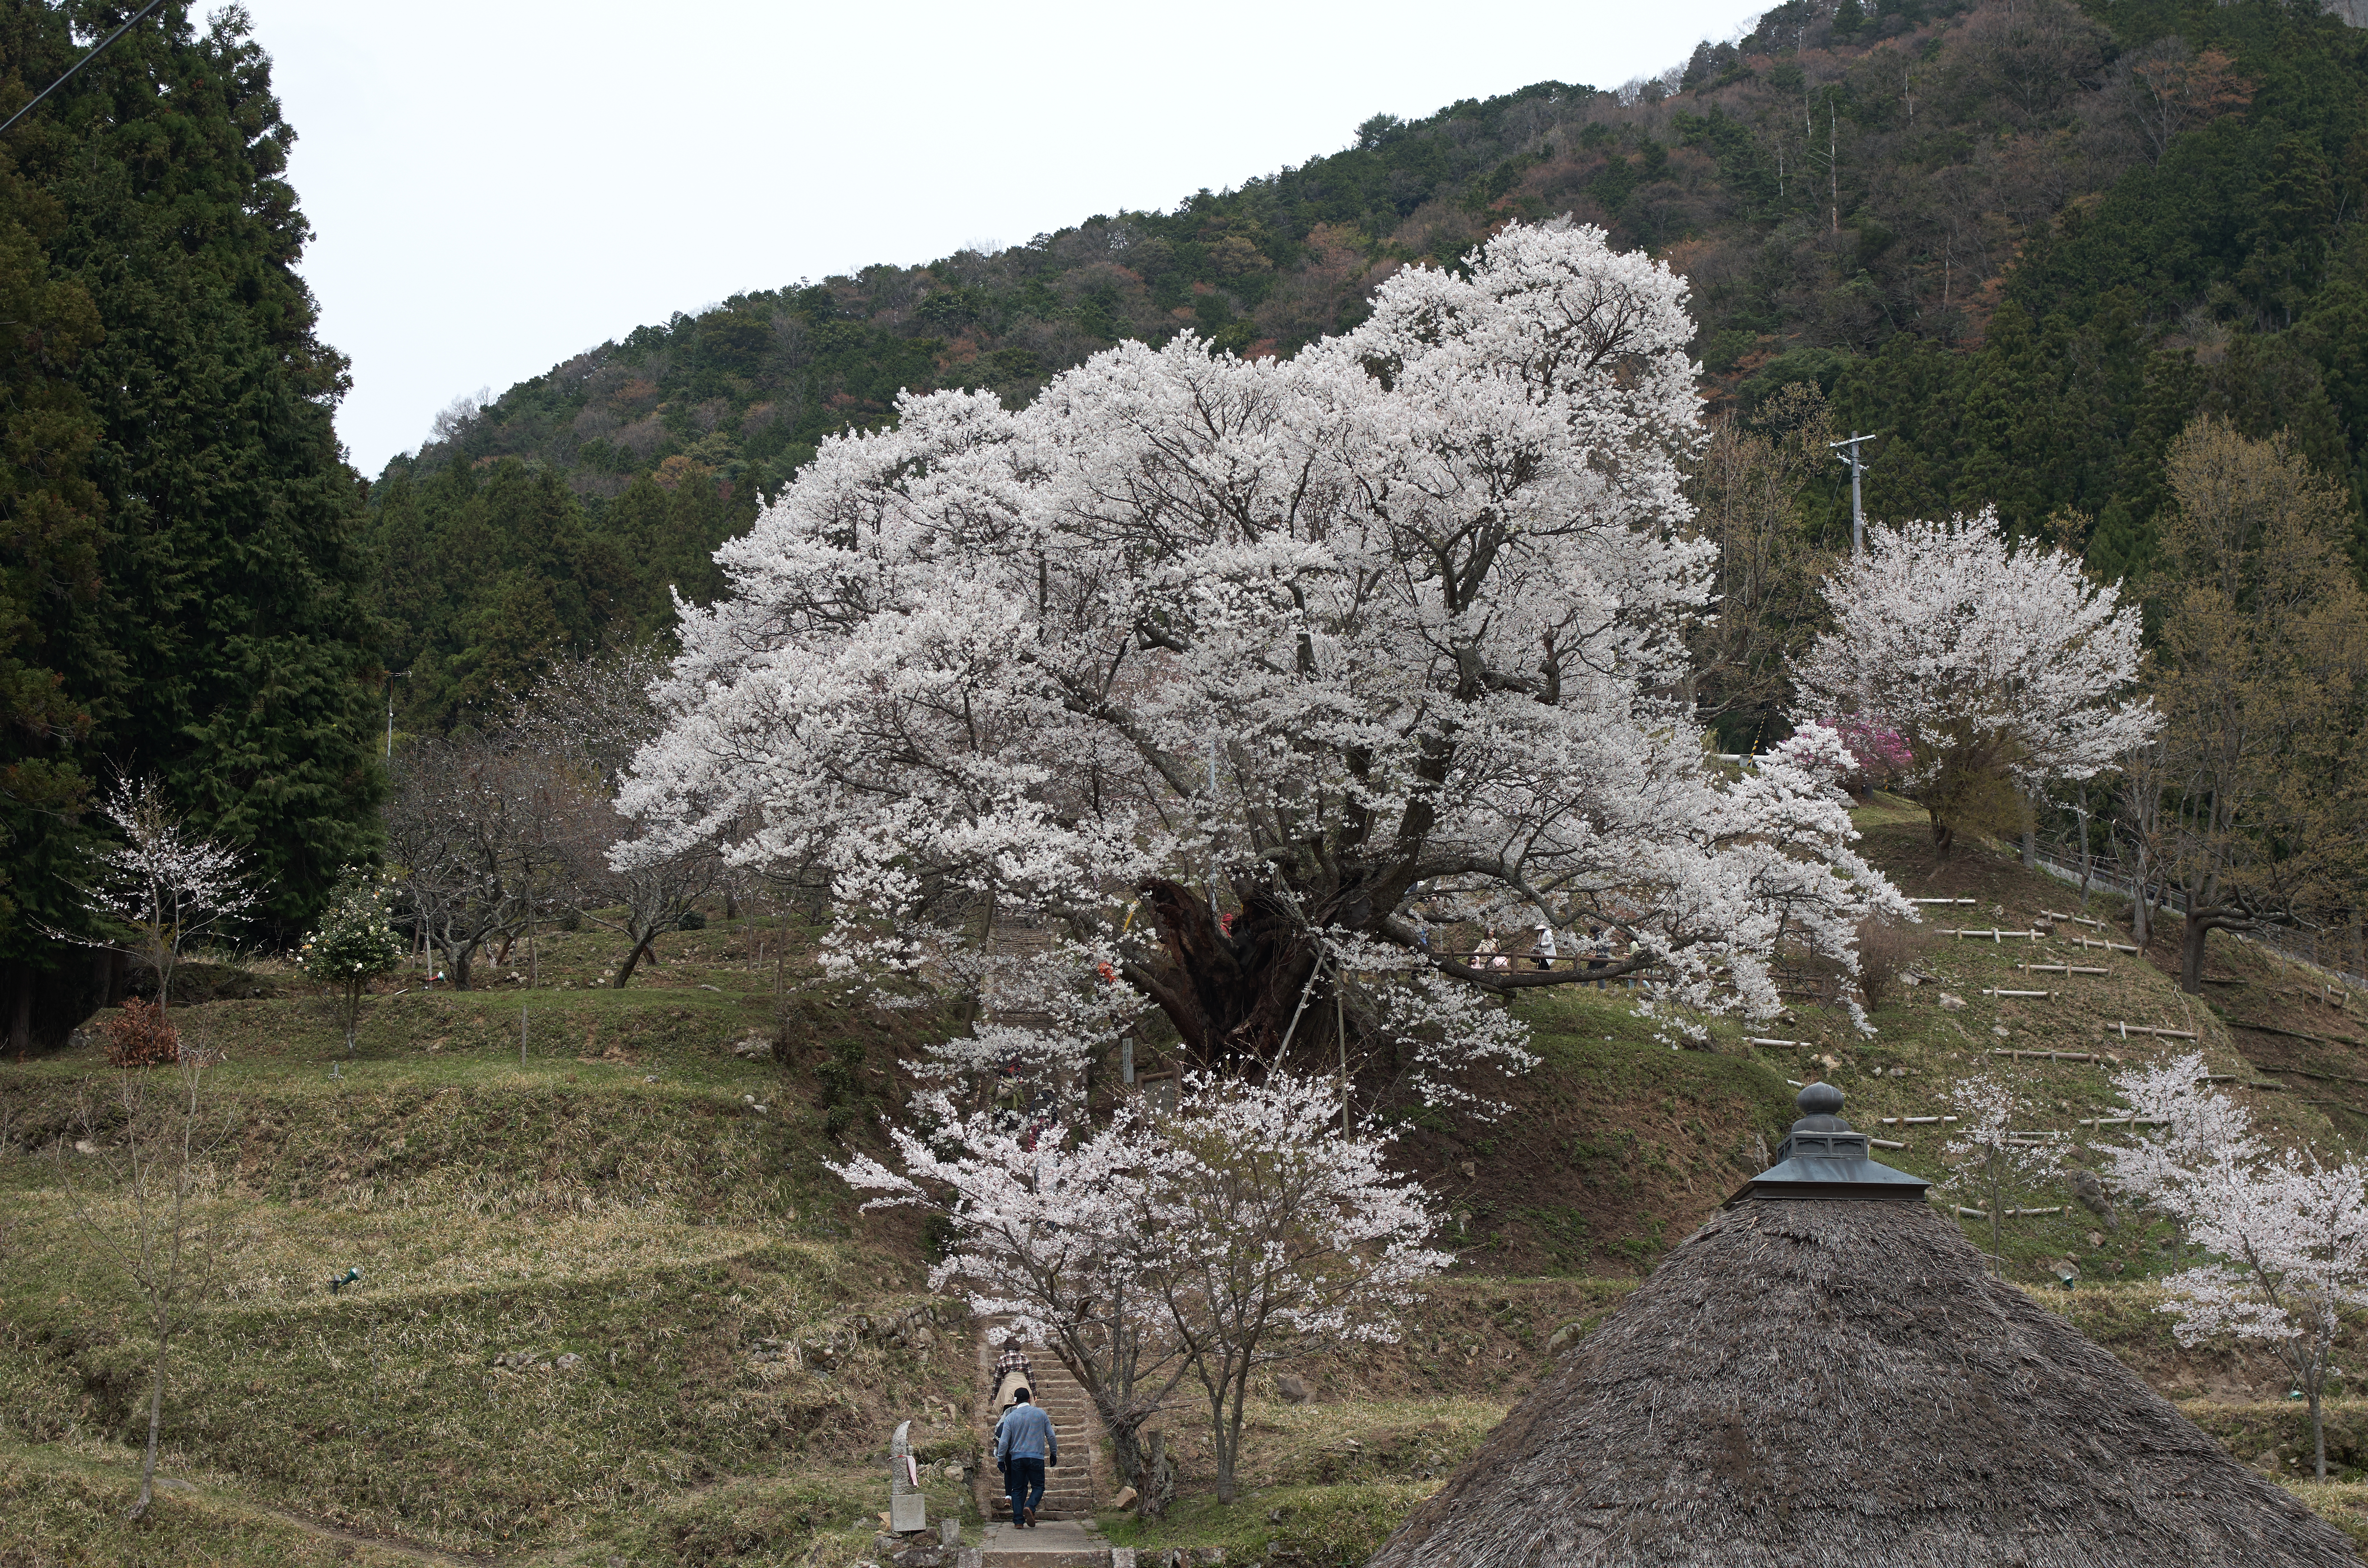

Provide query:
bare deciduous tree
left=53, top=1044, right=238, bottom=1519
left=2144, top=418, right=2368, bottom=992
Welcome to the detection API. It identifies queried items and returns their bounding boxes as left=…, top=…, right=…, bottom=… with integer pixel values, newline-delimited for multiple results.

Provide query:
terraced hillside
left=6, top=796, right=2368, bottom=1562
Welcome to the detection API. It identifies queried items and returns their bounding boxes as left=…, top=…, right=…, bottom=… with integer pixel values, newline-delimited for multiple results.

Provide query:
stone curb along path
left=877, top=1518, right=1228, bottom=1568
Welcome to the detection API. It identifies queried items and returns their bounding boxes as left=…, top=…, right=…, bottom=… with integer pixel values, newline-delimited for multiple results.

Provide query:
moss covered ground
left=7, top=806, right=2368, bottom=1560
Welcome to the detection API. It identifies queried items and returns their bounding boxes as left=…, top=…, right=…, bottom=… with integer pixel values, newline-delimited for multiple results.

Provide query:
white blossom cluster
left=2098, top=1054, right=2368, bottom=1475
left=617, top=220, right=1906, bottom=1089
left=833, top=1071, right=1444, bottom=1379
left=1793, top=513, right=2158, bottom=793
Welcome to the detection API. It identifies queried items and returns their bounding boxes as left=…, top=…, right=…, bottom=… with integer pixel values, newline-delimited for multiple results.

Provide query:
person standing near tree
left=993, top=1386, right=1058, bottom=1527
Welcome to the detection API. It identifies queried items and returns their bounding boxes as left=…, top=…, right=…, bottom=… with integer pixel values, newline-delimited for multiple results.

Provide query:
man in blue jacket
left=993, top=1386, right=1058, bottom=1527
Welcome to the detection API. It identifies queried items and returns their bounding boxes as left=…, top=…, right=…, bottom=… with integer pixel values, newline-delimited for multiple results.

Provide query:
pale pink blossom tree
left=2096, top=1061, right=2368, bottom=1480
left=834, top=1073, right=1444, bottom=1504
left=832, top=1096, right=1189, bottom=1488
left=1792, top=513, right=2156, bottom=857
left=2097, top=1051, right=2261, bottom=1215
left=70, top=778, right=255, bottom=1024
left=1943, top=1070, right=2066, bottom=1276
left=1144, top=1074, right=1447, bottom=1503
left=620, top=220, right=1908, bottom=1105
left=2158, top=1147, right=2368, bottom=1481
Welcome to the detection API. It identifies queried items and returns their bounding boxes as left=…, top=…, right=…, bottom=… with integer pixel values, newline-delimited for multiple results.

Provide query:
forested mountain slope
left=372, top=0, right=2368, bottom=731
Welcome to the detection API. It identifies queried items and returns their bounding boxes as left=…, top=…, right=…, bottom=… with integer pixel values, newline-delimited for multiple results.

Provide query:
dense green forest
left=0, top=1, right=379, bottom=1041
left=374, top=0, right=2368, bottom=732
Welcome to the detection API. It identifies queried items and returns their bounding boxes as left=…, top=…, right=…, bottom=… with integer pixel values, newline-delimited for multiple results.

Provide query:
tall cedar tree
left=0, top=1, right=381, bottom=1047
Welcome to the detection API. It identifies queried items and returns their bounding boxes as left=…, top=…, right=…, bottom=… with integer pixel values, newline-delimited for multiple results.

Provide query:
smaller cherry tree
left=834, top=1073, right=1445, bottom=1507
left=70, top=778, right=254, bottom=1021
left=1943, top=1070, right=2065, bottom=1276
left=2096, top=1051, right=2260, bottom=1220
left=2097, top=1060, right=2368, bottom=1481
left=2159, top=1147, right=2368, bottom=1482
left=1143, top=1074, right=1447, bottom=1504
left=832, top=1094, right=1192, bottom=1491
left=1791, top=512, right=2157, bottom=856
left=296, top=867, right=407, bottom=1055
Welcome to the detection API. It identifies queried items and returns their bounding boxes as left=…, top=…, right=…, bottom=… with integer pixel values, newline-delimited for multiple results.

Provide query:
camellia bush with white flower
left=617, top=219, right=1908, bottom=1108
left=296, top=866, right=407, bottom=1054
left=1791, top=513, right=2157, bottom=856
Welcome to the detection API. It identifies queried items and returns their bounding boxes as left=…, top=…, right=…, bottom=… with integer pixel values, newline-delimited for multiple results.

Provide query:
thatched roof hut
left=1368, top=1084, right=2357, bottom=1567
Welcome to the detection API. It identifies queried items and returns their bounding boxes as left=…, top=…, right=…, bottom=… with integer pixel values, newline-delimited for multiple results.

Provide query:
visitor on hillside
left=993, top=1339, right=1034, bottom=1411
left=994, top=1387, right=1058, bottom=1529
left=1530, top=923, right=1559, bottom=971
left=1584, top=928, right=1608, bottom=990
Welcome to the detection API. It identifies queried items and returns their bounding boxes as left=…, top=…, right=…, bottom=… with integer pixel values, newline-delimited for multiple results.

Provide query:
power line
left=0, top=0, right=169, bottom=139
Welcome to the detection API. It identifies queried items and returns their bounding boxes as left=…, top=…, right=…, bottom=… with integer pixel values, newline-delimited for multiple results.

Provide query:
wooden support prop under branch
left=1946, top=1202, right=2068, bottom=1218
left=1944, top=928, right=2044, bottom=941
left=1870, top=1137, right=1906, bottom=1150
left=2017, top=964, right=2109, bottom=976
left=1992, top=1048, right=2103, bottom=1063
left=2040, top=910, right=2108, bottom=929
left=1984, top=989, right=2054, bottom=999
left=2072, top=935, right=2142, bottom=955
left=1879, top=1115, right=1958, bottom=1125
left=1911, top=897, right=1977, bottom=906
left=2079, top=1115, right=2171, bottom=1127
left=1746, top=1037, right=1801, bottom=1048
left=2112, top=1021, right=2198, bottom=1041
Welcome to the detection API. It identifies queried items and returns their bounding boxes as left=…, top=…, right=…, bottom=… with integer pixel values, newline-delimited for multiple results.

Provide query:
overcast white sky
left=235, top=0, right=1772, bottom=476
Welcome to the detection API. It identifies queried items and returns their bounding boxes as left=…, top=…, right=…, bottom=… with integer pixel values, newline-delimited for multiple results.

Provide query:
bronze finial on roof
left=1723, top=1081, right=1930, bottom=1206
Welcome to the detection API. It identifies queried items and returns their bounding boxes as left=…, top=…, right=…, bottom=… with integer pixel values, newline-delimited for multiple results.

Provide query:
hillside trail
left=149, top=1475, right=494, bottom=1565
left=974, top=1317, right=1104, bottom=1523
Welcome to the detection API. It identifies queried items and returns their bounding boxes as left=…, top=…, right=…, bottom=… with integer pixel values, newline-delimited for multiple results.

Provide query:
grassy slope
left=7, top=808, right=2368, bottom=1560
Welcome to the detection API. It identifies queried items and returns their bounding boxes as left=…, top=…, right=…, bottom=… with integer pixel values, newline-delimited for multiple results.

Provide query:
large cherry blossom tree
left=619, top=221, right=1906, bottom=1098
left=1791, top=513, right=2156, bottom=856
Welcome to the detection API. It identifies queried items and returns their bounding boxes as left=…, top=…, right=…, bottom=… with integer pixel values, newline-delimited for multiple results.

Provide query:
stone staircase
left=979, top=1337, right=1098, bottom=1522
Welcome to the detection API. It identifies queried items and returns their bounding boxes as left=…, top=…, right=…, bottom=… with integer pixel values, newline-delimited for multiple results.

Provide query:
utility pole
left=1829, top=433, right=1875, bottom=557
left=384, top=670, right=410, bottom=759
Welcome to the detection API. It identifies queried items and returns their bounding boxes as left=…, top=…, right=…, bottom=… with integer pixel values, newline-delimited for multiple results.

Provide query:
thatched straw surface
left=1367, top=1198, right=2357, bottom=1567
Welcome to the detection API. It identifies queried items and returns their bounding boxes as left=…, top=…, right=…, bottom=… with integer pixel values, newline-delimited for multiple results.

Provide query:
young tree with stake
left=54, top=1045, right=237, bottom=1519
left=1943, top=1070, right=2065, bottom=1276
left=296, top=867, right=407, bottom=1054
